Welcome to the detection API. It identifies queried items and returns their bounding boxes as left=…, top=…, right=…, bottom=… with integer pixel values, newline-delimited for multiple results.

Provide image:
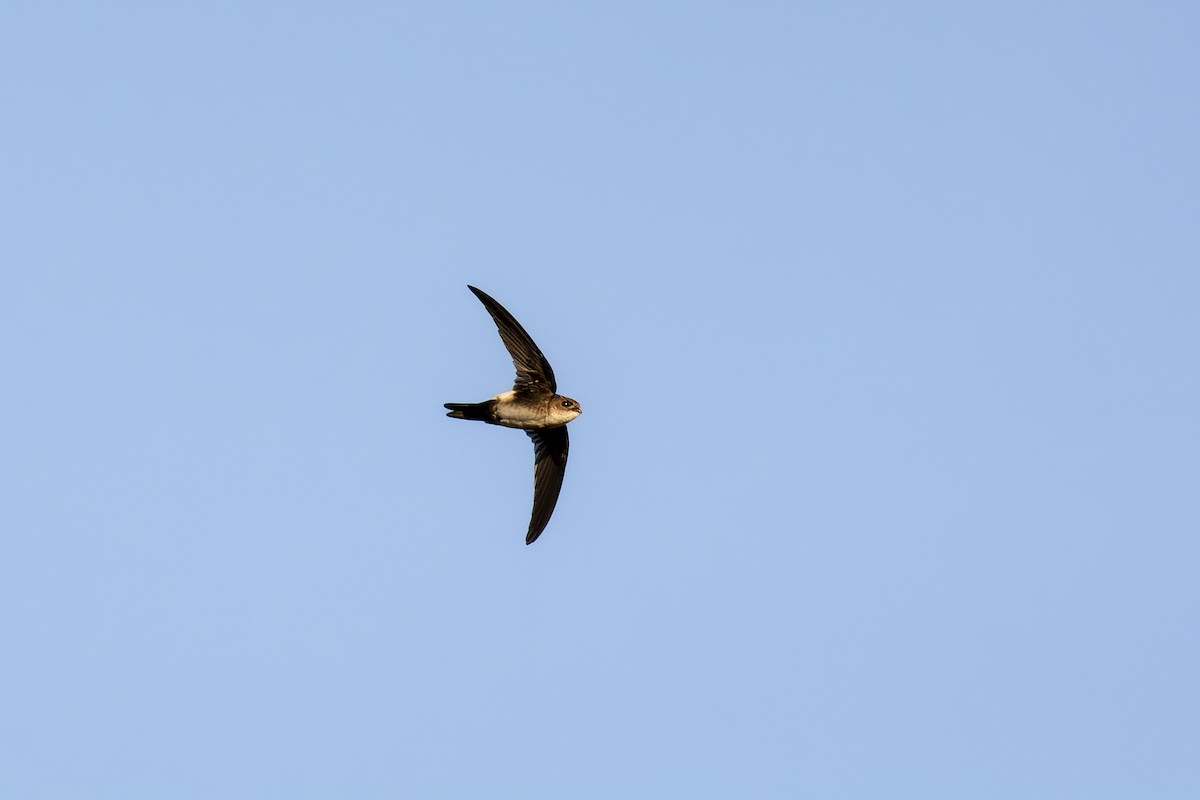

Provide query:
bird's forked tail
left=444, top=401, right=492, bottom=421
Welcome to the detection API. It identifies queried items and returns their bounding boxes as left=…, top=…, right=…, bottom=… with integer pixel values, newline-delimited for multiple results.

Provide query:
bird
left=444, top=285, right=582, bottom=545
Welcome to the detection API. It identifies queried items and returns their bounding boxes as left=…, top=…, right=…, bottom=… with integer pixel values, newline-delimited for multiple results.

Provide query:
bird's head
left=548, top=395, right=583, bottom=424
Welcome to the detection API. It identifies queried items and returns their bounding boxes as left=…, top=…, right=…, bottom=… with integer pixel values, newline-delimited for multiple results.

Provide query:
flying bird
left=444, top=285, right=582, bottom=545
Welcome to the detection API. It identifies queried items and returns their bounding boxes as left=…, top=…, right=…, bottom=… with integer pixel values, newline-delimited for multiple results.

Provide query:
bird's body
left=444, top=286, right=582, bottom=544
left=445, top=391, right=580, bottom=429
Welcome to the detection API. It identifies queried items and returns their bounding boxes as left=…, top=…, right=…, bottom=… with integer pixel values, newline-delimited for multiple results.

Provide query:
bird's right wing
left=468, top=285, right=557, bottom=394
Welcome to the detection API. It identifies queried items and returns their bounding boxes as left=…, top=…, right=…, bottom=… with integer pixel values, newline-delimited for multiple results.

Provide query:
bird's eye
left=562, top=401, right=572, bottom=407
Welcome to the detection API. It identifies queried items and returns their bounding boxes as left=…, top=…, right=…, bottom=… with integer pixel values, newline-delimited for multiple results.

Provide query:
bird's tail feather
left=444, top=402, right=492, bottom=421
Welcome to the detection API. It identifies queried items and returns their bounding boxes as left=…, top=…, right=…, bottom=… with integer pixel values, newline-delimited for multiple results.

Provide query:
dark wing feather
left=468, top=285, right=557, bottom=394
left=524, top=426, right=568, bottom=545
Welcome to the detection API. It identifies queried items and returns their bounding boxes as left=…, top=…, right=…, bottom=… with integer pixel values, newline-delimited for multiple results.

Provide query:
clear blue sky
left=3, top=2, right=1198, bottom=798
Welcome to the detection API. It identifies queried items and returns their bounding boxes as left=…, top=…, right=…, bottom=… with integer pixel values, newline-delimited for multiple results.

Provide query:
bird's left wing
left=524, top=426, right=569, bottom=544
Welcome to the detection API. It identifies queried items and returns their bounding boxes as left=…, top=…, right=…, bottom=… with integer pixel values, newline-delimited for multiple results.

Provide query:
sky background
left=2, top=2, right=1198, bottom=798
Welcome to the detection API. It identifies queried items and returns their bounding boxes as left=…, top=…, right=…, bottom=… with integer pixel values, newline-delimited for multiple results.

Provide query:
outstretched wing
left=468, top=285, right=557, bottom=394
left=524, top=426, right=569, bottom=545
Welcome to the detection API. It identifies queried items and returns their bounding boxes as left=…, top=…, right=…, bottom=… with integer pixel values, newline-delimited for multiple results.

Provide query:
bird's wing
left=468, top=285, right=557, bottom=394
left=524, top=426, right=568, bottom=545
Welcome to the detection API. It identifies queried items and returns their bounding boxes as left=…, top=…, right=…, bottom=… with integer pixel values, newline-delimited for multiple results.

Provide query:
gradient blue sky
left=3, top=2, right=1198, bottom=798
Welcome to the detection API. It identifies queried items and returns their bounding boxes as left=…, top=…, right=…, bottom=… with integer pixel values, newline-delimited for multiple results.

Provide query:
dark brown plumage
left=444, top=286, right=582, bottom=545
